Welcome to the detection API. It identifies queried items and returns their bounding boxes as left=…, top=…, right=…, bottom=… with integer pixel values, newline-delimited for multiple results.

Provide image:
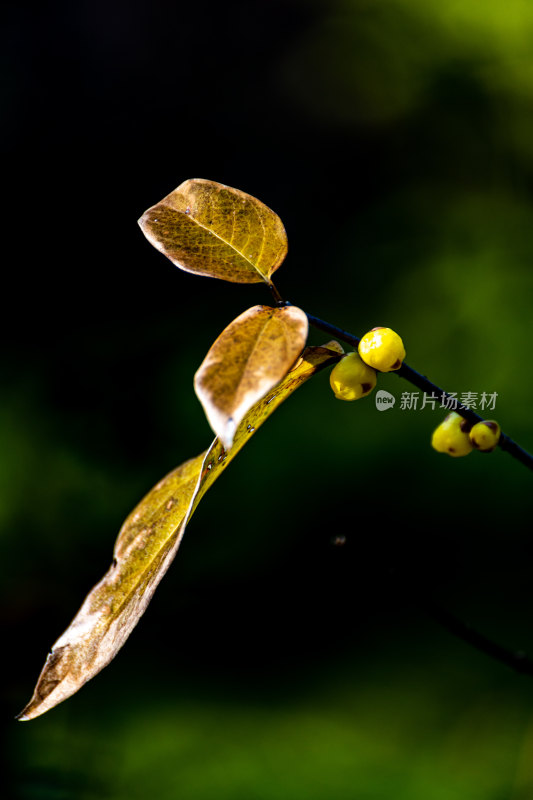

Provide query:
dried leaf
left=138, top=179, right=288, bottom=284
left=18, top=342, right=343, bottom=721
left=194, top=305, right=308, bottom=449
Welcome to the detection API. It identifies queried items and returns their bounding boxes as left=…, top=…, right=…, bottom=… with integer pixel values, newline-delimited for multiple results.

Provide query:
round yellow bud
left=329, top=352, right=377, bottom=401
left=431, top=412, right=473, bottom=457
left=358, top=327, right=406, bottom=372
left=469, top=420, right=501, bottom=452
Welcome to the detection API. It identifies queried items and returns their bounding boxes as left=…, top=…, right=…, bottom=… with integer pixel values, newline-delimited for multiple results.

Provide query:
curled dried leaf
left=138, top=179, right=288, bottom=284
left=18, top=342, right=343, bottom=721
left=194, top=305, right=309, bottom=449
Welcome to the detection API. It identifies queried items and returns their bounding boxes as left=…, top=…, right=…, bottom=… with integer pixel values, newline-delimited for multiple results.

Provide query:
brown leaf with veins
left=194, top=305, right=309, bottom=449
left=138, top=179, right=288, bottom=284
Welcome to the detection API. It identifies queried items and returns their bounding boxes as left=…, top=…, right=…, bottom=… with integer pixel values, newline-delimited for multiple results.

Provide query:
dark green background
left=3, top=0, right=533, bottom=797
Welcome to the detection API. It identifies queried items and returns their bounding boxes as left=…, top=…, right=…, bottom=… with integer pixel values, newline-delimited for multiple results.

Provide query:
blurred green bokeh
left=4, top=0, right=533, bottom=798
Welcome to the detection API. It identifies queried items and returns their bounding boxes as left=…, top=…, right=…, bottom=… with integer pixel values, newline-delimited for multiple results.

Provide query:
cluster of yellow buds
left=431, top=413, right=501, bottom=457
left=328, top=325, right=501, bottom=459
left=329, top=327, right=405, bottom=401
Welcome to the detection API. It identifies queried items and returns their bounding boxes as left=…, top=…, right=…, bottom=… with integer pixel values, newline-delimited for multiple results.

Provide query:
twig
left=268, top=285, right=533, bottom=674
left=389, top=567, right=533, bottom=676
left=424, top=598, right=533, bottom=676
left=303, top=310, right=533, bottom=473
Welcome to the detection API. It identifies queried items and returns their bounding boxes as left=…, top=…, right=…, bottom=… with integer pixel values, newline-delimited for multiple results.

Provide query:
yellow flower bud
left=358, top=327, right=406, bottom=372
left=469, top=420, right=501, bottom=452
left=329, top=352, right=377, bottom=401
left=431, top=412, right=473, bottom=457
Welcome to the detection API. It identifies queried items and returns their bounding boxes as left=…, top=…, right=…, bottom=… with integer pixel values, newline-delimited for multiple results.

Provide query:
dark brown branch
left=389, top=568, right=533, bottom=676
left=261, top=291, right=533, bottom=676
left=424, top=598, right=533, bottom=676
left=269, top=292, right=533, bottom=673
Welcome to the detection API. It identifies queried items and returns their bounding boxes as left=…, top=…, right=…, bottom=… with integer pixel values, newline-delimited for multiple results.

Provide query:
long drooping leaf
left=138, top=179, right=288, bottom=284
left=17, top=342, right=343, bottom=721
left=194, top=305, right=308, bottom=449
left=17, top=454, right=205, bottom=721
